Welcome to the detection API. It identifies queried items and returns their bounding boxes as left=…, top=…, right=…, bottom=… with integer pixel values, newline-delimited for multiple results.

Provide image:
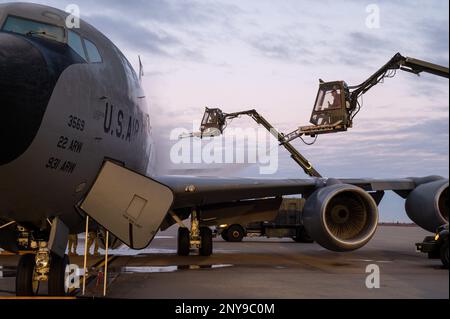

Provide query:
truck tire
left=293, top=226, right=314, bottom=243
left=424, top=236, right=440, bottom=258
left=199, top=227, right=213, bottom=256
left=177, top=227, right=190, bottom=256
left=440, top=240, right=449, bottom=269
left=221, top=230, right=229, bottom=241
left=226, top=225, right=245, bottom=242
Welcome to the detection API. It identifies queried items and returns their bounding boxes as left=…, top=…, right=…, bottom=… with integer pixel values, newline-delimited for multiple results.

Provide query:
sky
left=2, top=0, right=449, bottom=222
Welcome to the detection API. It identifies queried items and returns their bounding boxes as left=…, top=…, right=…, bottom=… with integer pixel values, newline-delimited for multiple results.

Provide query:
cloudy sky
left=3, top=0, right=449, bottom=221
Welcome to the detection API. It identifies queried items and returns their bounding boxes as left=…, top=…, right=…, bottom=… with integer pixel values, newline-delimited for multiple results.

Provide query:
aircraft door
left=80, top=161, right=174, bottom=249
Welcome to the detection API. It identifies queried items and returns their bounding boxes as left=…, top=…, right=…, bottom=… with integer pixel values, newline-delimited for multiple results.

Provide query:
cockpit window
left=84, top=39, right=102, bottom=63
left=2, top=16, right=64, bottom=42
left=68, top=30, right=86, bottom=60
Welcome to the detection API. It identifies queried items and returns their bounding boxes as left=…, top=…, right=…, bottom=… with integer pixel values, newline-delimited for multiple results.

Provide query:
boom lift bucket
left=310, top=81, right=350, bottom=127
left=200, top=107, right=227, bottom=137
left=298, top=80, right=351, bottom=136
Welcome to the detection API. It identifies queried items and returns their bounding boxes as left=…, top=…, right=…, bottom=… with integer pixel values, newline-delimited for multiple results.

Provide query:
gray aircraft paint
left=0, top=3, right=153, bottom=232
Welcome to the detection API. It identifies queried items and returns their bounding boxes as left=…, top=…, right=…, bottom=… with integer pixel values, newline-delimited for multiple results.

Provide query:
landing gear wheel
left=16, top=254, right=40, bottom=296
left=177, top=227, right=190, bottom=256
left=48, top=253, right=69, bottom=296
left=221, top=230, right=229, bottom=241
left=440, top=240, right=449, bottom=269
left=227, top=225, right=245, bottom=242
left=293, top=226, right=314, bottom=243
left=199, top=227, right=213, bottom=256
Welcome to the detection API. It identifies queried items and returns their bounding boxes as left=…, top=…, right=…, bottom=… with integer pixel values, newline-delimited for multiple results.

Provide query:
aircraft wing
left=155, top=176, right=317, bottom=208
left=154, top=175, right=443, bottom=235
left=155, top=175, right=417, bottom=209
left=80, top=161, right=446, bottom=249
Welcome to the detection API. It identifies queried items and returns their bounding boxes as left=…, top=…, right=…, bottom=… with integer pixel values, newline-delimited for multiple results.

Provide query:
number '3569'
left=68, top=115, right=85, bottom=131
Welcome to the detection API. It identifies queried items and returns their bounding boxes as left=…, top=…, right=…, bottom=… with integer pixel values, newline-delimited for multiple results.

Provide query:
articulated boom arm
left=348, top=52, right=449, bottom=112
left=224, top=109, right=322, bottom=177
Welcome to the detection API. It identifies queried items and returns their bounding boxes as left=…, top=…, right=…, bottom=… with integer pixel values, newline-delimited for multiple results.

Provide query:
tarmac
left=0, top=225, right=448, bottom=299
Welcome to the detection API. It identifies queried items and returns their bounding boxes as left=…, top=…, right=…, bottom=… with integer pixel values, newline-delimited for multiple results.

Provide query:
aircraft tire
left=48, top=253, right=69, bottom=296
left=16, top=254, right=40, bottom=296
left=177, top=227, right=190, bottom=256
left=199, top=227, right=213, bottom=256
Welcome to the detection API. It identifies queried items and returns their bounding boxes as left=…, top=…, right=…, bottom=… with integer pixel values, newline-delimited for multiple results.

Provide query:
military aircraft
left=0, top=2, right=448, bottom=296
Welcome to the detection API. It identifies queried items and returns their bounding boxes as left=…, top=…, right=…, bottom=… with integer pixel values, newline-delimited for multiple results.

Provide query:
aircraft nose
left=0, top=32, right=52, bottom=165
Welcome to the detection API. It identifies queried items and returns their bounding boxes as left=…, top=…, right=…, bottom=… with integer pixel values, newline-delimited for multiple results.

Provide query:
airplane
left=0, top=2, right=448, bottom=296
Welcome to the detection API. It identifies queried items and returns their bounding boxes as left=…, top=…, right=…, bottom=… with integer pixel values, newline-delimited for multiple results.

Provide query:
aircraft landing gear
left=15, top=239, right=70, bottom=296
left=177, top=227, right=190, bottom=256
left=16, top=240, right=51, bottom=296
left=16, top=254, right=40, bottom=296
left=48, top=253, right=70, bottom=296
left=177, top=226, right=213, bottom=256
left=175, top=209, right=213, bottom=257
left=199, top=226, right=213, bottom=256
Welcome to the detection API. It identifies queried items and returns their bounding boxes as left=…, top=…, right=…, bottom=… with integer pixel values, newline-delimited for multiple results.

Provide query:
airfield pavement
left=0, top=225, right=448, bottom=299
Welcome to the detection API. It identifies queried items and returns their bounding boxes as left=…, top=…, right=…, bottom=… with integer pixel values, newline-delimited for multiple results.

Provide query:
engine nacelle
left=405, top=179, right=448, bottom=232
left=303, top=184, right=379, bottom=252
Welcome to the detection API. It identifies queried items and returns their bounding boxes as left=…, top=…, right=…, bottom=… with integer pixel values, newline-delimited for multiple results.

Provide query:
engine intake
left=303, top=184, right=378, bottom=252
left=405, top=179, right=448, bottom=232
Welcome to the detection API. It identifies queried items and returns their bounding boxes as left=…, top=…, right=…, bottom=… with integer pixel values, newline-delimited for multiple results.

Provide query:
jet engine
left=303, top=184, right=379, bottom=251
left=405, top=178, right=449, bottom=232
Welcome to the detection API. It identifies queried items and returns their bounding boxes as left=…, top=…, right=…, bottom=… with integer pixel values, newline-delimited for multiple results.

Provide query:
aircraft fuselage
left=0, top=3, right=153, bottom=233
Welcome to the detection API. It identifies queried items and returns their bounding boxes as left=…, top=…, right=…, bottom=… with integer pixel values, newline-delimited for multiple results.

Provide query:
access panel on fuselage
left=80, top=161, right=174, bottom=249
